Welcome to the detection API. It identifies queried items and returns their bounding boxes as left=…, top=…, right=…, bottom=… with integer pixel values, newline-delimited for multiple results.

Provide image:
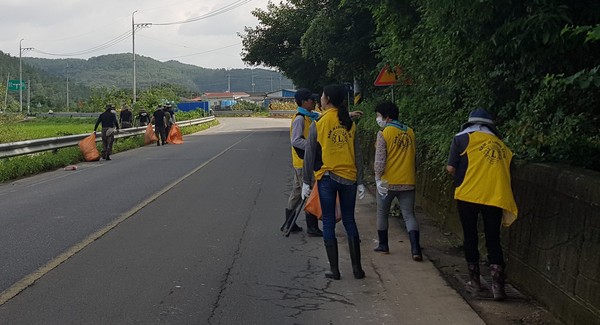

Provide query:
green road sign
left=8, top=80, right=26, bottom=91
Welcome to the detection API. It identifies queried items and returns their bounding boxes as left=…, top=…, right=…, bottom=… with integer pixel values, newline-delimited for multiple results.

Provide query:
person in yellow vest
left=446, top=108, right=518, bottom=301
left=373, top=101, right=422, bottom=261
left=302, top=84, right=366, bottom=280
left=283, top=88, right=323, bottom=236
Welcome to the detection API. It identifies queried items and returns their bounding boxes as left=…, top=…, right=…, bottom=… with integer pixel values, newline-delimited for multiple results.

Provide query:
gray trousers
left=287, top=168, right=303, bottom=210
left=100, top=128, right=115, bottom=156
left=376, top=190, right=419, bottom=232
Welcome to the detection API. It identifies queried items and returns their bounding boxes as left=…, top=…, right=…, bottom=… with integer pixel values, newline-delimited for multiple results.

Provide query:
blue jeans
left=318, top=176, right=359, bottom=241
left=376, top=190, right=419, bottom=232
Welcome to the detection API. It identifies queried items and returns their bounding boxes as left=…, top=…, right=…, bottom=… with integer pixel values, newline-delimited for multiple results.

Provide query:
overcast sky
left=1, top=0, right=274, bottom=69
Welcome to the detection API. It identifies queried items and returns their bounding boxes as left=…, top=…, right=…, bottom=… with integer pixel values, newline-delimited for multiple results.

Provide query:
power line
left=23, top=1, right=252, bottom=59
left=159, top=43, right=241, bottom=60
left=31, top=30, right=134, bottom=57
left=151, top=0, right=252, bottom=26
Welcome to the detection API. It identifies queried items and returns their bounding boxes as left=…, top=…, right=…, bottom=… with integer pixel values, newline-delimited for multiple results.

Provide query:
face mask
left=376, top=116, right=386, bottom=128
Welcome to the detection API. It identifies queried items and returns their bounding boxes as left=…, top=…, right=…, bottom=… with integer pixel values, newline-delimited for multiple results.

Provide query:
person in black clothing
left=164, top=103, right=176, bottom=141
left=94, top=104, right=120, bottom=160
left=165, top=103, right=176, bottom=124
left=138, top=108, right=151, bottom=126
left=119, top=106, right=133, bottom=128
left=151, top=105, right=167, bottom=146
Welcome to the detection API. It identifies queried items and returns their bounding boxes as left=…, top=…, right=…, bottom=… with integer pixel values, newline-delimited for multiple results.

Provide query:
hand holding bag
left=304, top=183, right=342, bottom=222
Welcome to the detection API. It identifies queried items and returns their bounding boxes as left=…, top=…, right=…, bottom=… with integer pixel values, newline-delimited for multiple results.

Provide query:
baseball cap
left=294, top=88, right=319, bottom=102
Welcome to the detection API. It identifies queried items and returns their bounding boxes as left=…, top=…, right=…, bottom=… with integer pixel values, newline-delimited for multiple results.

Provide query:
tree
left=240, top=0, right=328, bottom=90
left=301, top=0, right=378, bottom=88
left=240, top=0, right=378, bottom=91
left=369, top=0, right=600, bottom=170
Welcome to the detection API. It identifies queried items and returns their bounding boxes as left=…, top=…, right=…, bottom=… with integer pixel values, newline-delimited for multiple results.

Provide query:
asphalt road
left=0, top=118, right=484, bottom=324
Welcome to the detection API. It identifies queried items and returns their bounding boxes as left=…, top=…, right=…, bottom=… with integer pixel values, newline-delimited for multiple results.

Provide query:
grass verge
left=0, top=120, right=219, bottom=183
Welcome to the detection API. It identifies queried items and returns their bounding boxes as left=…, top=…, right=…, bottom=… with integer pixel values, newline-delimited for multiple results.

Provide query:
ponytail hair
left=323, top=84, right=352, bottom=130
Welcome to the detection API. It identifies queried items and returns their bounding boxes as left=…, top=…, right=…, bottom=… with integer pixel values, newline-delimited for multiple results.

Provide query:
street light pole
left=132, top=10, right=138, bottom=106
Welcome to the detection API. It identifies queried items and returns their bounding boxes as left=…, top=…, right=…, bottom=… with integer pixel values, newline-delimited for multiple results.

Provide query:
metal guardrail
left=0, top=116, right=216, bottom=159
left=212, top=110, right=295, bottom=116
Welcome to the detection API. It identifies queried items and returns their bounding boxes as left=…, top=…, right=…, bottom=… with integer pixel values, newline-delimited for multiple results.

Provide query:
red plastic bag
left=78, top=133, right=101, bottom=161
left=305, top=183, right=342, bottom=222
left=166, top=124, right=183, bottom=144
left=144, top=124, right=158, bottom=145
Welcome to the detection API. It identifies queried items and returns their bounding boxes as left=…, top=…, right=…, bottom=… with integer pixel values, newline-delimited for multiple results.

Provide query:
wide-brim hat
left=461, top=108, right=501, bottom=137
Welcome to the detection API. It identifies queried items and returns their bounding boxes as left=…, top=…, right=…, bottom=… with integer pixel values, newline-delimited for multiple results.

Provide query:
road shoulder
left=368, top=186, right=565, bottom=325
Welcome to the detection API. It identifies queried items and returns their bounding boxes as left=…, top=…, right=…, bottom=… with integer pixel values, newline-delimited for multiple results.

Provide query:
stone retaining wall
left=415, top=163, right=600, bottom=325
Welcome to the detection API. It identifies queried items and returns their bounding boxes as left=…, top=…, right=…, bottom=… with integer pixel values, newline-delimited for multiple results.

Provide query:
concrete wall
left=415, top=163, right=600, bottom=325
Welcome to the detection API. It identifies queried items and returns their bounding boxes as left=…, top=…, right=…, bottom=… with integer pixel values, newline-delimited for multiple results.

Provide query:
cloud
left=0, top=0, right=271, bottom=69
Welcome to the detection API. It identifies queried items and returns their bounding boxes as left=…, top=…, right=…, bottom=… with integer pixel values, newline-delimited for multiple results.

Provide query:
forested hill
left=0, top=51, right=92, bottom=111
left=23, top=54, right=293, bottom=93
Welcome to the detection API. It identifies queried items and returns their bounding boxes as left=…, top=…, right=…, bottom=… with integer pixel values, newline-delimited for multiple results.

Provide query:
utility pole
left=19, top=40, right=34, bottom=114
left=66, top=63, right=69, bottom=111
left=251, top=69, right=255, bottom=92
left=131, top=11, right=151, bottom=106
left=19, top=39, right=23, bottom=113
left=27, top=79, right=30, bottom=115
left=132, top=10, right=138, bottom=106
left=3, top=73, right=9, bottom=113
left=227, top=68, right=231, bottom=92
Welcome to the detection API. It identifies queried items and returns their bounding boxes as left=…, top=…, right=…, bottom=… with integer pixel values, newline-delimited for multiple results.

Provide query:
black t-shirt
left=153, top=110, right=165, bottom=127
left=120, top=110, right=132, bottom=123
left=95, top=111, right=119, bottom=130
left=139, top=112, right=150, bottom=123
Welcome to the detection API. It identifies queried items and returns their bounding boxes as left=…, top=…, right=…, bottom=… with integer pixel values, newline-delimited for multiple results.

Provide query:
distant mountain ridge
left=24, top=53, right=294, bottom=93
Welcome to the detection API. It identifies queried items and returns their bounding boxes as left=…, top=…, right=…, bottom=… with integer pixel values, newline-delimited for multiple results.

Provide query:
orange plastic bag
left=305, top=183, right=342, bottom=222
left=144, top=124, right=158, bottom=145
left=166, top=124, right=183, bottom=144
left=78, top=133, right=101, bottom=161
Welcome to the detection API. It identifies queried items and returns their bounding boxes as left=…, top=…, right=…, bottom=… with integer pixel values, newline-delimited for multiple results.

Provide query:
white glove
left=376, top=180, right=388, bottom=198
left=301, top=183, right=312, bottom=200
left=357, top=184, right=365, bottom=200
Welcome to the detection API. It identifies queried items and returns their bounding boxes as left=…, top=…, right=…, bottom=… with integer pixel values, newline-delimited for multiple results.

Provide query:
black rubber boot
left=466, top=262, right=482, bottom=295
left=374, top=230, right=389, bottom=253
left=306, top=213, right=323, bottom=237
left=289, top=223, right=303, bottom=233
left=348, top=236, right=365, bottom=279
left=324, top=239, right=340, bottom=280
left=283, top=208, right=302, bottom=233
left=490, top=264, right=507, bottom=301
left=408, top=230, right=423, bottom=261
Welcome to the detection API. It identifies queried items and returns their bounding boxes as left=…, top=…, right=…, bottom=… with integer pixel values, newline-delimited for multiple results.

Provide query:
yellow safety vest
left=454, top=132, right=518, bottom=226
left=314, top=108, right=357, bottom=181
left=381, top=123, right=416, bottom=185
left=291, top=113, right=312, bottom=169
